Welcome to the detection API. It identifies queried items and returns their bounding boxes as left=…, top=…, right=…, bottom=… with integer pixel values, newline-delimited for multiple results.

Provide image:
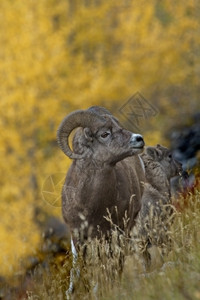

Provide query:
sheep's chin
left=131, top=147, right=144, bottom=154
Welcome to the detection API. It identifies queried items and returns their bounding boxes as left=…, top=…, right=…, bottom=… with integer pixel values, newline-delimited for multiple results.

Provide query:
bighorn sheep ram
left=134, top=144, right=183, bottom=268
left=57, top=106, right=145, bottom=247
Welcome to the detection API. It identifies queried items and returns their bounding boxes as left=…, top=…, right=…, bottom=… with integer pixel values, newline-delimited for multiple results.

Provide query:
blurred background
left=0, top=0, right=199, bottom=280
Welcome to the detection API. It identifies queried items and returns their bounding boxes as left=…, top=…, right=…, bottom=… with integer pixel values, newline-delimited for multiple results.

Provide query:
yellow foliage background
left=0, top=0, right=199, bottom=276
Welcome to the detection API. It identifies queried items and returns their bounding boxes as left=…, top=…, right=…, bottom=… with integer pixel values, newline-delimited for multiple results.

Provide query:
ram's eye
left=101, top=132, right=110, bottom=138
left=168, top=153, right=172, bottom=159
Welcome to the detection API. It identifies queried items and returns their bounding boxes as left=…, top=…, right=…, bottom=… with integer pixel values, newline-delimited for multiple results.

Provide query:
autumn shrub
left=0, top=0, right=199, bottom=286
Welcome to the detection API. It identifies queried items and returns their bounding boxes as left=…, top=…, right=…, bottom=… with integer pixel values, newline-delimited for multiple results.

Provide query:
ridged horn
left=57, top=109, right=106, bottom=159
left=88, top=106, right=113, bottom=116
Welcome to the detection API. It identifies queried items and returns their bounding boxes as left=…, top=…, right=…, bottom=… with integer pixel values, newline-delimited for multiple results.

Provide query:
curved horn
left=88, top=106, right=113, bottom=116
left=88, top=106, right=121, bottom=125
left=57, top=110, right=106, bottom=159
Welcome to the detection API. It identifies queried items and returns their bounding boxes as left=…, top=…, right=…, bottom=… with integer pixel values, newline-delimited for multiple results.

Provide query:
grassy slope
left=2, top=178, right=199, bottom=299
left=24, top=179, right=200, bottom=300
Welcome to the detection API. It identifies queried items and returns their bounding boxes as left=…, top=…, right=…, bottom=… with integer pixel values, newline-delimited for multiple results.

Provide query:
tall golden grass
left=22, top=179, right=200, bottom=300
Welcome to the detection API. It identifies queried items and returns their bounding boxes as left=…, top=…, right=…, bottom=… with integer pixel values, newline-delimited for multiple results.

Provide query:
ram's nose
left=130, top=134, right=145, bottom=148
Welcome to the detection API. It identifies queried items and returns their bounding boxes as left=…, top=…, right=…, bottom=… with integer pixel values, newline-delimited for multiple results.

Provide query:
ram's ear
left=146, top=147, right=161, bottom=160
left=83, top=128, right=93, bottom=142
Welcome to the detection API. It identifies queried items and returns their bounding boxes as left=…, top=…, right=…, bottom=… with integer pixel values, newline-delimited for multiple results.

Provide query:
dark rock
left=169, top=113, right=200, bottom=196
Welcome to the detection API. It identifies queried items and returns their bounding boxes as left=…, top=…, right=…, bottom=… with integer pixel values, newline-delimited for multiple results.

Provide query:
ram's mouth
left=131, top=142, right=145, bottom=149
left=130, top=141, right=145, bottom=149
left=130, top=144, right=145, bottom=154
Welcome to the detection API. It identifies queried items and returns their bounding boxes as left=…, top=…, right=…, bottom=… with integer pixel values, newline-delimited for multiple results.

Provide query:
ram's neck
left=74, top=158, right=114, bottom=175
left=67, top=159, right=117, bottom=201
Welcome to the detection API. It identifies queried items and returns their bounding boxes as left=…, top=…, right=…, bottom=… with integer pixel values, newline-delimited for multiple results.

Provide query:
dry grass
left=4, top=180, right=200, bottom=300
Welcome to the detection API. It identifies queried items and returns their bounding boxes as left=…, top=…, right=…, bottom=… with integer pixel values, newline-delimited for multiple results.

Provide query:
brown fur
left=63, top=155, right=145, bottom=246
left=134, top=144, right=182, bottom=268
left=140, top=144, right=182, bottom=220
left=59, top=107, right=145, bottom=247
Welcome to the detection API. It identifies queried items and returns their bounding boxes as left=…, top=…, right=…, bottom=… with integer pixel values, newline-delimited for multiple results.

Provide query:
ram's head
left=57, top=106, right=144, bottom=165
left=142, top=144, right=183, bottom=179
